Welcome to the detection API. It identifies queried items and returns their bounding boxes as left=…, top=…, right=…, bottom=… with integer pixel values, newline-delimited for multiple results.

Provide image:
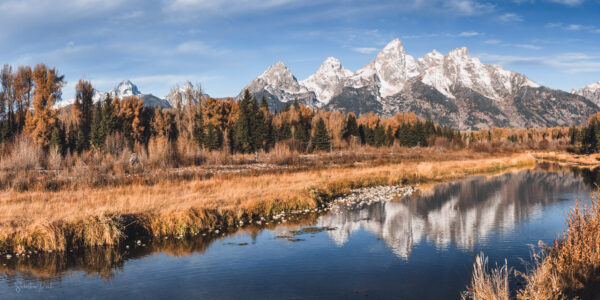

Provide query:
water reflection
left=0, top=165, right=595, bottom=284
left=310, top=169, right=590, bottom=259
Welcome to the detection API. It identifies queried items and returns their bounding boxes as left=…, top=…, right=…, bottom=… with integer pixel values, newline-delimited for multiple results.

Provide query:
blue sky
left=1, top=0, right=599, bottom=100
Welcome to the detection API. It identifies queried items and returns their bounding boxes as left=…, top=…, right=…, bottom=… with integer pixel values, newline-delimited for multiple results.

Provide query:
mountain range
left=59, top=80, right=203, bottom=109
left=238, top=38, right=600, bottom=130
left=57, top=39, right=600, bottom=130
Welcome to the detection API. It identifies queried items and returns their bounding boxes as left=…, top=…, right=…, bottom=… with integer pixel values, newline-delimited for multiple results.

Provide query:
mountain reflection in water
left=307, top=169, right=590, bottom=259
left=0, top=164, right=596, bottom=299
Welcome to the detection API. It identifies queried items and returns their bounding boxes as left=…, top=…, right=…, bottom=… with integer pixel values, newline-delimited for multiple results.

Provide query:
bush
left=0, top=135, right=44, bottom=171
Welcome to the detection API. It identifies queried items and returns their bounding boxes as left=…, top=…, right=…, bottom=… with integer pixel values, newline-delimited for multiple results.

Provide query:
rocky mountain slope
left=238, top=38, right=598, bottom=129
left=572, top=81, right=600, bottom=108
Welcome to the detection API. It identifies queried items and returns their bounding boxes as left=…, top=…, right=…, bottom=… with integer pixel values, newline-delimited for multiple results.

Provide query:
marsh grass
left=461, top=255, right=510, bottom=300
left=0, top=153, right=534, bottom=253
left=464, top=192, right=600, bottom=299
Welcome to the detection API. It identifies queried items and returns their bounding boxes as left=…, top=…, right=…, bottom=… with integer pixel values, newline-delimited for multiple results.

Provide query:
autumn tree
left=24, top=64, right=65, bottom=149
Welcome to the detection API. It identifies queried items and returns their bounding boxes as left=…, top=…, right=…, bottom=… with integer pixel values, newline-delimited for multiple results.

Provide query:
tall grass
left=464, top=192, right=600, bottom=299
left=461, top=255, right=510, bottom=300
left=0, top=153, right=535, bottom=253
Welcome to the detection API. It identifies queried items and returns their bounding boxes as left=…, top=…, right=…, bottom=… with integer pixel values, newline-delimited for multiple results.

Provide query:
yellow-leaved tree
left=24, top=64, right=64, bottom=149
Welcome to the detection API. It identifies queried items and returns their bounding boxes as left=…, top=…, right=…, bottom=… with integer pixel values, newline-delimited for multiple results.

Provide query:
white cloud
left=479, top=52, right=600, bottom=73
left=442, top=0, right=495, bottom=16
left=498, top=13, right=523, bottom=22
left=484, top=39, right=501, bottom=44
left=516, top=44, right=543, bottom=50
left=352, top=47, right=378, bottom=54
left=547, top=0, right=584, bottom=6
left=165, top=0, right=296, bottom=14
left=458, top=31, right=482, bottom=37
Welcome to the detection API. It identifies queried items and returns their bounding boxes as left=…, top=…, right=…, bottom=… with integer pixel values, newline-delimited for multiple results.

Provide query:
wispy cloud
left=441, top=0, right=495, bottom=16
left=352, top=47, right=378, bottom=54
left=546, top=22, right=598, bottom=33
left=498, top=13, right=523, bottom=22
left=479, top=52, right=600, bottom=73
left=547, top=0, right=584, bottom=6
left=516, top=44, right=543, bottom=50
left=484, top=39, right=502, bottom=44
left=458, top=31, right=482, bottom=37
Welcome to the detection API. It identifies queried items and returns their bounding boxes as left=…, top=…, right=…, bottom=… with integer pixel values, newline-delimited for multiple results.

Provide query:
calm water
left=0, top=165, right=596, bottom=299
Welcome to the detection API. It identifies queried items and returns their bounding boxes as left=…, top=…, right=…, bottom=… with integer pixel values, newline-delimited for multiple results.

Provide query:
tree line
left=0, top=64, right=467, bottom=158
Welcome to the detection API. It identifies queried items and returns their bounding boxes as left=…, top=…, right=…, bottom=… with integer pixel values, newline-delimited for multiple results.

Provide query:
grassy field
left=0, top=152, right=535, bottom=253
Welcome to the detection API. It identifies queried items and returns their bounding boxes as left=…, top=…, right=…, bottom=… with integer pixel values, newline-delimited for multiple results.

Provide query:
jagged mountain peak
left=373, top=39, right=419, bottom=97
left=418, top=50, right=444, bottom=69
left=112, top=79, right=141, bottom=97
left=238, top=38, right=598, bottom=129
left=165, top=81, right=203, bottom=107
left=381, top=38, right=405, bottom=52
left=301, top=57, right=352, bottom=104
left=258, top=61, right=298, bottom=84
left=572, top=80, right=600, bottom=106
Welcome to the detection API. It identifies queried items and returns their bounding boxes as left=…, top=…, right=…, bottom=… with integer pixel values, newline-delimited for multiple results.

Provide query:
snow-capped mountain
left=300, top=57, right=352, bottom=104
left=165, top=81, right=205, bottom=108
left=237, top=61, right=318, bottom=110
left=572, top=81, right=600, bottom=107
left=239, top=38, right=598, bottom=129
left=107, top=79, right=141, bottom=98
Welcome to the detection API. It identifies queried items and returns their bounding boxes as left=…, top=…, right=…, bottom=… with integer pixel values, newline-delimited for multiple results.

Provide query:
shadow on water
left=0, top=162, right=597, bottom=294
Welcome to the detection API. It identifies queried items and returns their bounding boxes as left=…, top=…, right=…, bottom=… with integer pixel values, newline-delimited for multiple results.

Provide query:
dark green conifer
left=312, top=117, right=330, bottom=151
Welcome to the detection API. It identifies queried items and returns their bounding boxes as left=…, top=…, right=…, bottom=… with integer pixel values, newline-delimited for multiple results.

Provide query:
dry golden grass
left=0, top=153, right=534, bottom=253
left=462, top=255, right=510, bottom=300
left=516, top=193, right=600, bottom=299
left=465, top=191, right=600, bottom=299
left=533, top=151, right=600, bottom=167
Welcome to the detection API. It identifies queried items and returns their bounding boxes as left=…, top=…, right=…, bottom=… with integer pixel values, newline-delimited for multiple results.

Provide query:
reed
left=0, top=153, right=535, bottom=253
left=463, top=192, right=600, bottom=299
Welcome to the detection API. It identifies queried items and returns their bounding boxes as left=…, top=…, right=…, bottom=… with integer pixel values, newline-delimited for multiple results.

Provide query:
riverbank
left=533, top=151, right=600, bottom=167
left=0, top=152, right=535, bottom=254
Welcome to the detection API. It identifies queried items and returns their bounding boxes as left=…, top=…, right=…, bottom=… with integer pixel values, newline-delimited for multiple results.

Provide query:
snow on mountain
left=421, top=47, right=539, bottom=100
left=300, top=57, right=352, bottom=105
left=57, top=80, right=170, bottom=109
left=237, top=61, right=317, bottom=109
left=165, top=81, right=204, bottom=108
left=107, top=79, right=141, bottom=98
left=344, top=39, right=420, bottom=98
left=238, top=37, right=598, bottom=129
left=572, top=81, right=600, bottom=106
left=373, top=39, right=420, bottom=97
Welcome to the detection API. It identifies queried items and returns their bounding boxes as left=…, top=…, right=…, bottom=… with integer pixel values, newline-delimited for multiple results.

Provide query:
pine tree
left=204, top=123, right=222, bottom=150
left=312, top=117, right=330, bottom=151
left=90, top=102, right=105, bottom=149
left=249, top=95, right=265, bottom=150
left=233, top=90, right=253, bottom=153
left=374, top=122, right=385, bottom=147
left=358, top=124, right=366, bottom=145
left=75, top=129, right=86, bottom=152
left=192, top=110, right=205, bottom=148
left=343, top=113, right=359, bottom=139
left=72, top=80, right=94, bottom=150
left=384, top=126, right=394, bottom=147
left=293, top=122, right=307, bottom=144
left=49, top=125, right=65, bottom=154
